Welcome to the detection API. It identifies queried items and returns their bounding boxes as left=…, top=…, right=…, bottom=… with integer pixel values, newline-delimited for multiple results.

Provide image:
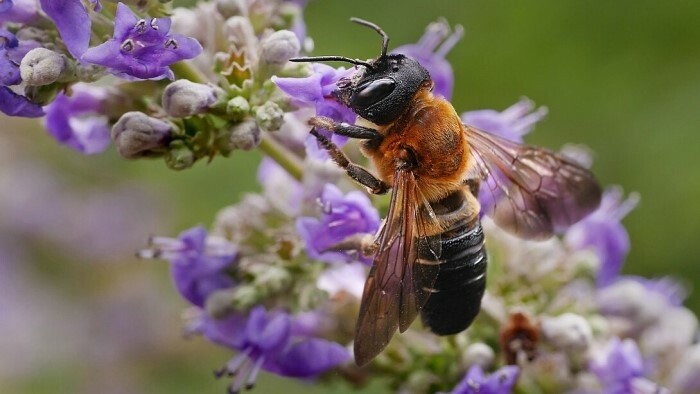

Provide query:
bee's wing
left=353, top=168, right=441, bottom=366
left=465, top=125, right=602, bottom=239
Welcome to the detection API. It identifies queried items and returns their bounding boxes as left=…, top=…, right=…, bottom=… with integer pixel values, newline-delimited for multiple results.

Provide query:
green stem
left=170, top=61, right=208, bottom=84
left=258, top=135, right=304, bottom=181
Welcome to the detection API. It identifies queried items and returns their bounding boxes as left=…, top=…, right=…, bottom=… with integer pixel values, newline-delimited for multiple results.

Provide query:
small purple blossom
left=565, top=187, right=639, bottom=287
left=0, top=28, right=43, bottom=117
left=140, top=226, right=237, bottom=308
left=273, top=63, right=356, bottom=159
left=296, top=184, right=380, bottom=264
left=393, top=19, right=463, bottom=100
left=461, top=98, right=548, bottom=143
left=44, top=83, right=111, bottom=154
left=452, top=365, right=519, bottom=394
left=82, top=3, right=203, bottom=80
left=589, top=338, right=667, bottom=394
left=202, top=306, right=349, bottom=392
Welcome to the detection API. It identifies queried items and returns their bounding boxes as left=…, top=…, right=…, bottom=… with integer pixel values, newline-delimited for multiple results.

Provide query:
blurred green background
left=1, top=0, right=699, bottom=393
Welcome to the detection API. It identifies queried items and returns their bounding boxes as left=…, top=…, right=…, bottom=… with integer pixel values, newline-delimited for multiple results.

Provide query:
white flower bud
left=164, top=140, right=195, bottom=170
left=162, top=80, right=219, bottom=118
left=597, top=279, right=667, bottom=329
left=461, top=342, right=495, bottom=368
left=670, top=344, right=700, bottom=394
left=229, top=120, right=260, bottom=150
left=541, top=313, right=593, bottom=351
left=255, top=101, right=284, bottom=131
left=215, top=0, right=243, bottom=18
left=204, top=288, right=237, bottom=319
left=226, top=96, right=250, bottom=121
left=261, top=30, right=300, bottom=65
left=112, top=111, right=172, bottom=159
left=20, top=48, right=67, bottom=86
left=224, top=16, right=258, bottom=63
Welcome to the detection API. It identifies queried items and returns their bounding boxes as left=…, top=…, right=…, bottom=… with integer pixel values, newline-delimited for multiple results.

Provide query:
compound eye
left=351, top=78, right=396, bottom=108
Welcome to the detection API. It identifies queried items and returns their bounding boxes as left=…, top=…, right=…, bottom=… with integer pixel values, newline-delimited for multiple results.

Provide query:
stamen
left=436, top=24, right=464, bottom=58
left=165, top=38, right=179, bottom=49
left=245, top=356, right=265, bottom=389
left=136, top=249, right=160, bottom=259
left=418, top=20, right=449, bottom=53
left=150, top=18, right=159, bottom=30
left=230, top=360, right=253, bottom=394
left=135, top=19, right=147, bottom=34
left=121, top=39, right=135, bottom=52
left=219, top=348, right=253, bottom=378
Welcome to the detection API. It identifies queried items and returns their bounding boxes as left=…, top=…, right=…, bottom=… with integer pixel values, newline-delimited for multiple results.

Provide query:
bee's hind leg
left=310, top=127, right=390, bottom=195
left=324, top=233, right=379, bottom=257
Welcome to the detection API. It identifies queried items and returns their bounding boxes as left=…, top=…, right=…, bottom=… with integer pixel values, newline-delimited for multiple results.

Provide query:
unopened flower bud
left=405, top=370, right=437, bottom=394
left=20, top=48, right=67, bottom=86
left=229, top=120, right=260, bottom=150
left=112, top=111, right=172, bottom=159
left=260, top=30, right=300, bottom=65
left=541, top=313, right=592, bottom=351
left=162, top=80, right=218, bottom=118
left=215, top=0, right=242, bottom=18
left=230, top=284, right=259, bottom=310
left=461, top=342, right=495, bottom=369
left=670, top=344, right=700, bottom=394
left=226, top=96, right=250, bottom=121
left=204, top=288, right=238, bottom=319
left=252, top=265, right=291, bottom=292
left=165, top=140, right=195, bottom=170
left=255, top=101, right=284, bottom=131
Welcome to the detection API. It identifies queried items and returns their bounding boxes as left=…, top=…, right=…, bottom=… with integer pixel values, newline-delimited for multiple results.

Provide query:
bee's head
left=290, top=18, right=431, bottom=125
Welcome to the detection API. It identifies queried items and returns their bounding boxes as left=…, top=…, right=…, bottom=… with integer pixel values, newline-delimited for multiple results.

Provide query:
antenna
left=289, top=55, right=373, bottom=68
left=289, top=18, right=391, bottom=68
left=350, top=17, right=390, bottom=58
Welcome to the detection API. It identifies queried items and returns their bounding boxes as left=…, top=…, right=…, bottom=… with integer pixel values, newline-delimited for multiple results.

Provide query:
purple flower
left=392, top=19, right=463, bottom=100
left=296, top=184, right=380, bottom=264
left=589, top=338, right=666, bottom=394
left=565, top=187, right=639, bottom=287
left=82, top=3, right=202, bottom=80
left=274, top=63, right=356, bottom=123
left=202, top=306, right=349, bottom=392
left=273, top=63, right=356, bottom=159
left=452, top=365, right=519, bottom=394
left=0, top=29, right=43, bottom=117
left=39, top=0, right=92, bottom=58
left=0, top=0, right=38, bottom=25
left=43, top=83, right=111, bottom=154
left=258, top=157, right=303, bottom=216
left=139, top=226, right=237, bottom=308
left=461, top=98, right=547, bottom=214
left=461, top=98, right=548, bottom=143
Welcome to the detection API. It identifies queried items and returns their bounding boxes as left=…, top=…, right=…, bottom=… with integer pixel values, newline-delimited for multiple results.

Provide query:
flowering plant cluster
left=4, top=1, right=699, bottom=393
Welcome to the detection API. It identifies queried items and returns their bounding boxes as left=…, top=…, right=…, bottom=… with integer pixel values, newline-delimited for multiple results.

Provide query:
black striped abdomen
left=419, top=198, right=487, bottom=335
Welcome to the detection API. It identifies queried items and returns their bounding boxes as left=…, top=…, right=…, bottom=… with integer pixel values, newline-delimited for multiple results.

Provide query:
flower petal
left=0, top=86, right=43, bottom=117
left=39, top=0, right=91, bottom=58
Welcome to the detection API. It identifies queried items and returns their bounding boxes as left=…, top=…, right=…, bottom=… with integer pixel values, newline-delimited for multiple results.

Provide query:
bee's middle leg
left=309, top=127, right=389, bottom=195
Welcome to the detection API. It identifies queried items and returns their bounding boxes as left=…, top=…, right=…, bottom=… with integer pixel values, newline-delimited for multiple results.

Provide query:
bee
left=290, top=18, right=602, bottom=366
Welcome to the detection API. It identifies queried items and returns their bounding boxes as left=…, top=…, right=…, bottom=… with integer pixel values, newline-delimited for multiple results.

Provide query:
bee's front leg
left=309, top=116, right=382, bottom=142
left=309, top=127, right=390, bottom=195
